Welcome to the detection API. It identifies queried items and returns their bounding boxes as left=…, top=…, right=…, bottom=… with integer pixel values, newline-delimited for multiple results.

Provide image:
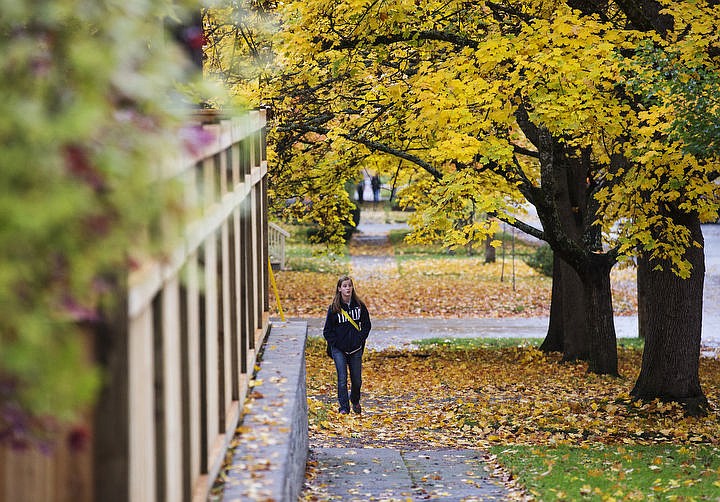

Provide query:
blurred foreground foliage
left=1, top=0, right=202, bottom=446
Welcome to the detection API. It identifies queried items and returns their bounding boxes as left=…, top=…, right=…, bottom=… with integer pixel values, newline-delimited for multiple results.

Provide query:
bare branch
left=322, top=29, right=481, bottom=51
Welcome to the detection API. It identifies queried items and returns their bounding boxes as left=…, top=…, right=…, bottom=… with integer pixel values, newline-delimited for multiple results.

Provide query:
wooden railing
left=0, top=111, right=271, bottom=502
left=268, top=221, right=290, bottom=270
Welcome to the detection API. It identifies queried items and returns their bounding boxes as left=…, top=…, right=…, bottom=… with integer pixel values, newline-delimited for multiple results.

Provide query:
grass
left=491, top=443, right=720, bottom=501
left=415, top=337, right=645, bottom=350
left=618, top=337, right=645, bottom=350
left=285, top=243, right=348, bottom=273
left=415, top=337, right=543, bottom=349
left=281, top=223, right=349, bottom=273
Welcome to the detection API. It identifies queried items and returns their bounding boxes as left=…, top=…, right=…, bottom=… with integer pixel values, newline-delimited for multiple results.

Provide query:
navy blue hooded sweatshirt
left=322, top=299, right=371, bottom=354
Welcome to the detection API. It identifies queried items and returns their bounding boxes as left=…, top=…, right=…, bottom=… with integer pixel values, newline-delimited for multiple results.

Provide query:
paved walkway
left=310, top=448, right=510, bottom=501
left=303, top=316, right=658, bottom=350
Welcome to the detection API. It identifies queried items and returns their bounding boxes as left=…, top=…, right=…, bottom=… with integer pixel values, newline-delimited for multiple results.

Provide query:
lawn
left=493, top=443, right=720, bottom=501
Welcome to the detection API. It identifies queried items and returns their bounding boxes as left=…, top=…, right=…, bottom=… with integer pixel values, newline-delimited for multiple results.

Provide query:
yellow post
left=267, top=257, right=285, bottom=322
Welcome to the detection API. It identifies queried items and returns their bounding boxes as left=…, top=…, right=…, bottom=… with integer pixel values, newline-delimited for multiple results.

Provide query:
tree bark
left=631, top=212, right=708, bottom=416
left=540, top=255, right=564, bottom=353
left=582, top=254, right=619, bottom=375
left=539, top=149, right=591, bottom=360
left=560, top=257, right=590, bottom=361
left=484, top=235, right=496, bottom=263
left=636, top=259, right=649, bottom=339
left=540, top=254, right=589, bottom=359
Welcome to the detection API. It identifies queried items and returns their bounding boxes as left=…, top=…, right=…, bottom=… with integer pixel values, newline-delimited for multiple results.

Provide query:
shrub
left=524, top=244, right=554, bottom=277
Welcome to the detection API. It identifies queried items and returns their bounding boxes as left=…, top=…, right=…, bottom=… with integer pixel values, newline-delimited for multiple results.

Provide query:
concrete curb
left=221, top=321, right=308, bottom=501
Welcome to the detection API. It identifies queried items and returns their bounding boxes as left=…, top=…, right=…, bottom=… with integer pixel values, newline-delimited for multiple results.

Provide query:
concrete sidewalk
left=299, top=315, right=720, bottom=352
left=310, top=448, right=509, bottom=501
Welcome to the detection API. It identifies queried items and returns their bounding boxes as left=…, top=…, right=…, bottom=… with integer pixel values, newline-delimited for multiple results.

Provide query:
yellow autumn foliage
left=209, top=1, right=719, bottom=273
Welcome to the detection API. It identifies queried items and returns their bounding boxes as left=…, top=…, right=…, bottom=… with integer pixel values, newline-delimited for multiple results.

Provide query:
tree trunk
left=581, top=255, right=619, bottom=375
left=636, top=259, right=649, bottom=339
left=540, top=254, right=589, bottom=358
left=526, top=125, right=616, bottom=372
left=484, top=235, right=496, bottom=263
left=540, top=255, right=564, bottom=352
left=631, top=212, right=707, bottom=416
left=559, top=257, right=590, bottom=361
left=539, top=152, right=590, bottom=360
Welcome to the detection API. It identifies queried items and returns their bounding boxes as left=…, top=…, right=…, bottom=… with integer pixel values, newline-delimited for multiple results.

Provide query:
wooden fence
left=0, top=111, right=270, bottom=502
left=268, top=221, right=290, bottom=270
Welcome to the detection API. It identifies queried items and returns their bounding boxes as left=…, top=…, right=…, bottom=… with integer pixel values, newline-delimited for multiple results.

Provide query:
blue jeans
left=330, top=346, right=363, bottom=411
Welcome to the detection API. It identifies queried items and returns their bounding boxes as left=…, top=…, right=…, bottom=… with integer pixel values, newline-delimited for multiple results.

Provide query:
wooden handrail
left=268, top=221, right=290, bottom=270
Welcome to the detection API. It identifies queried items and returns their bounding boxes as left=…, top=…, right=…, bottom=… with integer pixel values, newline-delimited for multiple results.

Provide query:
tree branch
left=485, top=1, right=535, bottom=25
left=609, top=0, right=674, bottom=36
left=513, top=144, right=539, bottom=159
left=275, top=119, right=443, bottom=180
left=345, top=134, right=443, bottom=180
left=493, top=212, right=545, bottom=241
left=514, top=102, right=540, bottom=149
left=322, top=29, right=481, bottom=51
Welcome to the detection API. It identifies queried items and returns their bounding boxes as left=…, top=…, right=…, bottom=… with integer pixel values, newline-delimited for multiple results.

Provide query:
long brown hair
left=331, top=275, right=365, bottom=313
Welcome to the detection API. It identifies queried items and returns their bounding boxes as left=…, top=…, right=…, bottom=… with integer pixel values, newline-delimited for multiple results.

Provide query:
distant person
left=371, top=174, right=381, bottom=205
left=322, top=275, right=372, bottom=414
left=356, top=179, right=365, bottom=203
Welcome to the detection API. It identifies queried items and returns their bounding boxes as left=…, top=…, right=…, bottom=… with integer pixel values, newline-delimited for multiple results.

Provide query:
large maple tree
left=207, top=0, right=719, bottom=411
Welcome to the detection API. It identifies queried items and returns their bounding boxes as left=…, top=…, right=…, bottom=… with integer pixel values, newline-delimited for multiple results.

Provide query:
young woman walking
left=322, top=275, right=371, bottom=414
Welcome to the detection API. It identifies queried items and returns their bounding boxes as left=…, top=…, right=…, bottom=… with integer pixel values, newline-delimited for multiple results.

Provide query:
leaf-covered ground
left=274, top=255, right=638, bottom=319
left=273, top=213, right=639, bottom=319
left=307, top=338, right=720, bottom=449
left=305, top=337, right=720, bottom=499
